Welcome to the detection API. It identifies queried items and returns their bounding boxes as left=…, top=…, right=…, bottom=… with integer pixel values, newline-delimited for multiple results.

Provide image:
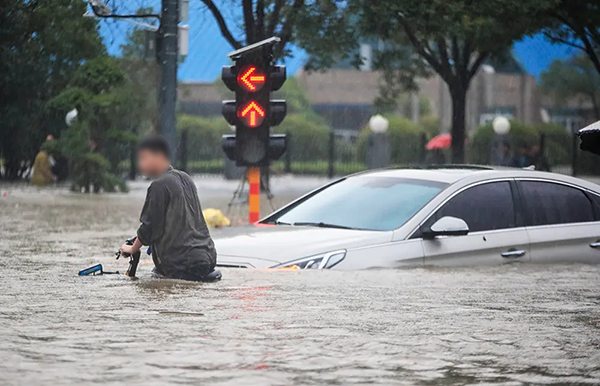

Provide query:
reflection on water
left=1, top=189, right=600, bottom=385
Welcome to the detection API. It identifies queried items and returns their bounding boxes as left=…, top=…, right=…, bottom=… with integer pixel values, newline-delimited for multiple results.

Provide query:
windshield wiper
left=292, top=221, right=356, bottom=230
left=262, top=220, right=291, bottom=225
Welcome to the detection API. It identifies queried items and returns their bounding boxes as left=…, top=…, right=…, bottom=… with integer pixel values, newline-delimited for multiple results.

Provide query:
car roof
left=351, top=165, right=600, bottom=192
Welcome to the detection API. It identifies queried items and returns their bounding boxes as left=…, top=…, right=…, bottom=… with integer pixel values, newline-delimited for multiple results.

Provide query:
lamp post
left=367, top=114, right=390, bottom=169
left=492, top=116, right=510, bottom=135
left=65, top=108, right=78, bottom=127
left=492, top=116, right=511, bottom=166
left=369, top=114, right=389, bottom=134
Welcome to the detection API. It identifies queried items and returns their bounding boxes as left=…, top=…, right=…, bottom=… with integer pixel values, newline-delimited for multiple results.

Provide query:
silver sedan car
left=213, top=167, right=600, bottom=269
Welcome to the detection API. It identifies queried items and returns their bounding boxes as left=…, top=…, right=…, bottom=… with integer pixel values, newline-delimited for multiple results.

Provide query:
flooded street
left=1, top=181, right=600, bottom=385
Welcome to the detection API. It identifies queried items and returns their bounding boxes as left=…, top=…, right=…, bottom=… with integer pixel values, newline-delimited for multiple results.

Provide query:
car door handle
left=501, top=250, right=526, bottom=258
left=590, top=242, right=600, bottom=249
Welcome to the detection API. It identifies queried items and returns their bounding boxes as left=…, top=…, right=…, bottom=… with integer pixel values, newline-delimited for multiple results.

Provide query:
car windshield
left=267, top=177, right=447, bottom=231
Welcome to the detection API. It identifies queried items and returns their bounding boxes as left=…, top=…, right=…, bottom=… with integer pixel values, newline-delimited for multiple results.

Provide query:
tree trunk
left=449, top=85, right=468, bottom=164
left=590, top=92, right=600, bottom=121
left=1, top=129, right=20, bottom=180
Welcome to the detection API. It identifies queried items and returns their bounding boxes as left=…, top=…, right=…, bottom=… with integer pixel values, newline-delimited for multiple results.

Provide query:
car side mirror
left=422, top=216, right=469, bottom=239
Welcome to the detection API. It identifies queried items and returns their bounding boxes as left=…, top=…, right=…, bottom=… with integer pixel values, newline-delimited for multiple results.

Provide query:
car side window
left=519, top=181, right=594, bottom=226
left=590, top=194, right=600, bottom=221
left=433, top=181, right=516, bottom=232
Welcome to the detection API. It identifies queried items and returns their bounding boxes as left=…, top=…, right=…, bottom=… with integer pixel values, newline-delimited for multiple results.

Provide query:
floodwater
left=1, top=183, right=600, bottom=385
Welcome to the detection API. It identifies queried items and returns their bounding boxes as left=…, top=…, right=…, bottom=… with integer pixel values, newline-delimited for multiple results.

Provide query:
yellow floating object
left=203, top=208, right=231, bottom=229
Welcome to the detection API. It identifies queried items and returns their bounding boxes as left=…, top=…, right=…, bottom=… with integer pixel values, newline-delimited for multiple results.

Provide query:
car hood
left=212, top=225, right=392, bottom=268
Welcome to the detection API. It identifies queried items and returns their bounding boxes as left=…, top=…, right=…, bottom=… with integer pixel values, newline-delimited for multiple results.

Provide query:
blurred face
left=137, top=149, right=170, bottom=178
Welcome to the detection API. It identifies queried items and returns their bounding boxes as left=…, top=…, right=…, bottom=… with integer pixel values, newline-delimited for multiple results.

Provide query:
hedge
left=357, top=116, right=426, bottom=165
left=272, top=113, right=330, bottom=162
left=185, top=160, right=368, bottom=176
left=469, top=121, right=571, bottom=166
left=177, top=115, right=231, bottom=161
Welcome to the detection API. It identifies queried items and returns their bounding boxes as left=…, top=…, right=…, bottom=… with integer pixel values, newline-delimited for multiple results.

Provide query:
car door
left=517, top=180, right=600, bottom=264
left=419, top=180, right=531, bottom=266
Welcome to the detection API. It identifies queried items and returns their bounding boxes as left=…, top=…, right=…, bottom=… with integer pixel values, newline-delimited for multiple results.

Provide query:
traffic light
left=221, top=37, right=287, bottom=166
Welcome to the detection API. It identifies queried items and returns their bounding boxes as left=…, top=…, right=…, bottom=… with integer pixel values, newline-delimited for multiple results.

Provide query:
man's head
left=530, top=145, right=540, bottom=156
left=137, top=135, right=172, bottom=178
left=518, top=144, right=529, bottom=155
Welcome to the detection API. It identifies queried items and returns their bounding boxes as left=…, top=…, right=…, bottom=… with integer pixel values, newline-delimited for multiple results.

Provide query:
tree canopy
left=200, top=0, right=359, bottom=69
left=543, top=0, right=600, bottom=76
left=0, top=0, right=105, bottom=179
left=541, top=54, right=600, bottom=120
left=353, top=0, right=559, bottom=162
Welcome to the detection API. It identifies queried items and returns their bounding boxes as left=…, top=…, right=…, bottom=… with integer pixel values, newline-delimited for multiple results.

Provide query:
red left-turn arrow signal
left=238, top=66, right=266, bottom=92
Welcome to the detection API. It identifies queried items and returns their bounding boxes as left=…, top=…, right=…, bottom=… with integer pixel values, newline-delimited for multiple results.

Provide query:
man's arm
left=136, top=182, right=169, bottom=248
left=121, top=237, right=143, bottom=255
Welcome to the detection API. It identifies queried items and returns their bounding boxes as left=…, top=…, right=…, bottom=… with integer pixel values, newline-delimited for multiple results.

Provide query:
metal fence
left=172, top=129, right=598, bottom=179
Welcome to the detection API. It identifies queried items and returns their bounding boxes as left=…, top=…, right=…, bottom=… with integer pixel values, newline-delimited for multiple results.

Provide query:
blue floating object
left=78, top=264, right=103, bottom=276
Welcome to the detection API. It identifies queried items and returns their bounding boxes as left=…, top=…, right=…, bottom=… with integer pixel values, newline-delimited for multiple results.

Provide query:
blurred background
left=2, top=0, right=600, bottom=188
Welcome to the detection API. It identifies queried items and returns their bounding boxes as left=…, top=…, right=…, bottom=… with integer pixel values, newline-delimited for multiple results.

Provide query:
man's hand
left=120, top=237, right=143, bottom=256
left=120, top=244, right=138, bottom=256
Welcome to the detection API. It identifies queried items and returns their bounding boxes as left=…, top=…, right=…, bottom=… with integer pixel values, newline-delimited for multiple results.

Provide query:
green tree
left=543, top=0, right=600, bottom=76
left=47, top=57, right=144, bottom=192
left=354, top=0, right=557, bottom=163
left=200, top=0, right=358, bottom=68
left=541, top=54, right=600, bottom=120
left=0, top=0, right=105, bottom=179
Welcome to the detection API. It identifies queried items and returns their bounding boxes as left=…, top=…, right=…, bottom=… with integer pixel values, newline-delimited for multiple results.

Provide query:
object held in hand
left=115, top=236, right=141, bottom=277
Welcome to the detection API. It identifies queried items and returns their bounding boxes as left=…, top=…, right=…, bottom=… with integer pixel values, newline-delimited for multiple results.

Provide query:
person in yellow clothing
left=31, top=135, right=57, bottom=187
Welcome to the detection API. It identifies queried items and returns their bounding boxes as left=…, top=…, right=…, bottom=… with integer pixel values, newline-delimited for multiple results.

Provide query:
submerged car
left=213, top=166, right=600, bottom=269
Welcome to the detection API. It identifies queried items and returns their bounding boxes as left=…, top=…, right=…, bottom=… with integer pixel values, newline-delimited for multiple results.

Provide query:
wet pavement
left=1, top=179, right=600, bottom=385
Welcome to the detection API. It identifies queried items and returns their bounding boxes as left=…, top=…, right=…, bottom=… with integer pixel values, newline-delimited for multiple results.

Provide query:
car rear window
left=520, top=181, right=594, bottom=226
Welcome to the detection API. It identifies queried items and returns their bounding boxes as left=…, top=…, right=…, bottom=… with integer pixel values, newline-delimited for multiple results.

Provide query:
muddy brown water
left=1, top=183, right=599, bottom=385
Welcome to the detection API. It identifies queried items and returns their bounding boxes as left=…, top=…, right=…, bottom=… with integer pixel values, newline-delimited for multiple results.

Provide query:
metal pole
left=179, top=128, right=188, bottom=173
left=129, top=142, right=136, bottom=180
left=159, top=0, right=178, bottom=155
left=248, top=167, right=260, bottom=223
left=328, top=130, right=335, bottom=178
left=420, top=132, right=427, bottom=164
left=284, top=131, right=292, bottom=174
left=572, top=131, right=579, bottom=177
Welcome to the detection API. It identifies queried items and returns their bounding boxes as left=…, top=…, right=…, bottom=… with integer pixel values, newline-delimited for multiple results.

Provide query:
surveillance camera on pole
left=82, top=0, right=178, bottom=159
left=89, top=0, right=112, bottom=16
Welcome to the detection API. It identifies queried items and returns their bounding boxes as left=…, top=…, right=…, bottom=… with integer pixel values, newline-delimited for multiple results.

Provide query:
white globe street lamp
left=65, top=108, right=78, bottom=127
left=369, top=114, right=389, bottom=134
left=492, top=116, right=510, bottom=135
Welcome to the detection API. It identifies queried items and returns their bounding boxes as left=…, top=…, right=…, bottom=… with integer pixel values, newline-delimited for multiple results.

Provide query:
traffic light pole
left=220, top=37, right=287, bottom=224
left=247, top=167, right=261, bottom=223
left=158, top=0, right=179, bottom=154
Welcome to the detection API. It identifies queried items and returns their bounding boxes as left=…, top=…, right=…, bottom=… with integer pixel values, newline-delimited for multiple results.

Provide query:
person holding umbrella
left=425, top=133, right=451, bottom=164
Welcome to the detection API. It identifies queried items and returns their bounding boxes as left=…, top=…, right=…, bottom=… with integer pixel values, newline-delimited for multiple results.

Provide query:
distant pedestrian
left=529, top=145, right=550, bottom=171
left=31, top=135, right=56, bottom=186
left=511, top=144, right=531, bottom=168
left=494, top=141, right=513, bottom=167
left=426, top=149, right=446, bottom=165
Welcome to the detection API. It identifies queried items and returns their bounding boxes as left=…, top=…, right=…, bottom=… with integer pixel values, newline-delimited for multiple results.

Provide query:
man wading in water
left=120, top=135, right=218, bottom=281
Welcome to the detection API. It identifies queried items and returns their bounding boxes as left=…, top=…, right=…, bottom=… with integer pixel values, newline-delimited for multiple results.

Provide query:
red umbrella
left=426, top=133, right=451, bottom=150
